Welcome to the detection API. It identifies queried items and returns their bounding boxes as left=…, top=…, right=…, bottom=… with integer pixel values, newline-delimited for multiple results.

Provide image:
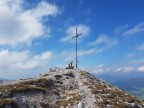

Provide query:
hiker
left=66, top=62, right=74, bottom=69
left=70, top=62, right=73, bottom=67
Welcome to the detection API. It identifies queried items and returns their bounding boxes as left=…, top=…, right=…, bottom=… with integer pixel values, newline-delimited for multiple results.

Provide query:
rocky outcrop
left=0, top=67, right=144, bottom=108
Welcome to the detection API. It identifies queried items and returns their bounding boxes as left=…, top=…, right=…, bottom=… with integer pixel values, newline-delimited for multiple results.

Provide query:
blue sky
left=0, top=0, right=144, bottom=79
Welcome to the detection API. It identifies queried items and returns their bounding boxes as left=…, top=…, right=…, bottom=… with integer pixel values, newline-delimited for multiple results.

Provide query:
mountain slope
left=114, top=77, right=144, bottom=90
left=0, top=78, right=8, bottom=84
left=0, top=78, right=6, bottom=80
left=0, top=68, right=144, bottom=108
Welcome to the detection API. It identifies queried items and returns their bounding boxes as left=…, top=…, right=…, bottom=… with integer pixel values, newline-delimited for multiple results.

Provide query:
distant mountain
left=0, top=78, right=7, bottom=83
left=114, top=77, right=144, bottom=90
left=95, top=72, right=144, bottom=83
left=95, top=74, right=124, bottom=84
left=0, top=78, right=8, bottom=81
left=114, top=77, right=144, bottom=99
left=95, top=72, right=144, bottom=100
left=0, top=78, right=6, bottom=80
left=0, top=78, right=9, bottom=84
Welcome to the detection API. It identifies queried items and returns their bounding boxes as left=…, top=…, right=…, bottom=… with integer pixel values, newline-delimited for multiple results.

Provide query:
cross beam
left=72, top=27, right=82, bottom=69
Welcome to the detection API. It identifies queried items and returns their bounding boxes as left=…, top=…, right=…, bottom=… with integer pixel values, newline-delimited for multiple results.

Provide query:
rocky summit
left=0, top=67, right=144, bottom=108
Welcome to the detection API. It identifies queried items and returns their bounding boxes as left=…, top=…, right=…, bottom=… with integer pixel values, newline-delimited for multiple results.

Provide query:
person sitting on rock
left=66, top=62, right=74, bottom=69
left=70, top=62, right=73, bottom=67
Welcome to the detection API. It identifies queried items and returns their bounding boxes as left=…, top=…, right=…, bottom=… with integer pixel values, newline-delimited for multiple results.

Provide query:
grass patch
left=0, top=84, right=46, bottom=98
left=80, top=71, right=91, bottom=77
left=112, top=103, right=131, bottom=108
left=0, top=78, right=53, bottom=98
left=0, top=99, right=18, bottom=108
left=40, top=103, right=51, bottom=108
left=21, top=78, right=54, bottom=88
left=56, top=93, right=82, bottom=107
left=55, top=99, right=68, bottom=107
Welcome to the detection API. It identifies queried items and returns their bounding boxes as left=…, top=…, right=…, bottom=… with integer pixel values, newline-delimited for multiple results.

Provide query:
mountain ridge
left=0, top=68, right=144, bottom=108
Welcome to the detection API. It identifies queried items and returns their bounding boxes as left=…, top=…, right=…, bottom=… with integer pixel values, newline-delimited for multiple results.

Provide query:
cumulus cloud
left=0, top=0, right=59, bottom=46
left=0, top=50, right=52, bottom=74
left=123, top=22, right=144, bottom=36
left=60, top=24, right=90, bottom=43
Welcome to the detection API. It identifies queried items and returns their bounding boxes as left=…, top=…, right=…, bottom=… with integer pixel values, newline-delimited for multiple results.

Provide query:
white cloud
left=90, top=65, right=135, bottom=74
left=138, top=66, right=144, bottom=72
left=126, top=53, right=135, bottom=59
left=60, top=24, right=90, bottom=43
left=60, top=47, right=103, bottom=62
left=89, top=34, right=108, bottom=45
left=90, top=64, right=110, bottom=74
left=137, top=44, right=144, bottom=51
left=0, top=0, right=59, bottom=46
left=88, top=34, right=117, bottom=48
left=129, top=60, right=144, bottom=72
left=89, top=60, right=144, bottom=74
left=114, top=25, right=128, bottom=35
left=83, top=59, right=144, bottom=74
left=115, top=67, right=134, bottom=73
left=123, top=22, right=144, bottom=36
left=129, top=59, right=144, bottom=66
left=60, top=34, right=117, bottom=62
left=78, top=48, right=101, bottom=56
left=0, top=50, right=52, bottom=74
left=89, top=65, right=136, bottom=74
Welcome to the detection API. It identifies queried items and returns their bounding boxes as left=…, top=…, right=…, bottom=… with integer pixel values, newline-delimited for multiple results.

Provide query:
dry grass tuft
left=112, top=103, right=131, bottom=108
left=21, top=78, right=54, bottom=88
left=0, top=78, right=54, bottom=98
left=40, top=103, right=51, bottom=108
left=56, top=93, right=82, bottom=107
left=0, top=99, right=18, bottom=108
